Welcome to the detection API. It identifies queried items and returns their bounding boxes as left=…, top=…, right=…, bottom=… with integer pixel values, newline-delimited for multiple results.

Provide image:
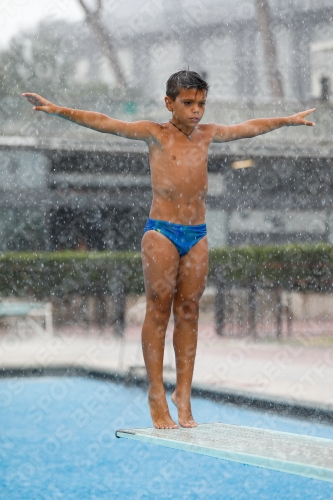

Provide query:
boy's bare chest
left=148, top=139, right=209, bottom=201
left=149, top=137, right=209, bottom=179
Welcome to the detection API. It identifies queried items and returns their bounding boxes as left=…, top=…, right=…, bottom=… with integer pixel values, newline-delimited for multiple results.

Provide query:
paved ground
left=1, top=321, right=333, bottom=412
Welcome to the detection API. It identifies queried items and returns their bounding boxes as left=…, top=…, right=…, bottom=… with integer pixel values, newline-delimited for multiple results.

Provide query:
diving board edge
left=116, top=429, right=333, bottom=483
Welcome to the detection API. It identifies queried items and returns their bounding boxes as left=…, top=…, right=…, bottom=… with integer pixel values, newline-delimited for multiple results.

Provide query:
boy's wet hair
left=166, top=70, right=209, bottom=100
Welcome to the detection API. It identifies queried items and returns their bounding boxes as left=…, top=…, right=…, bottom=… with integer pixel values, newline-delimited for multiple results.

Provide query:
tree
left=0, top=21, right=113, bottom=135
left=75, top=0, right=128, bottom=90
left=254, top=0, right=284, bottom=99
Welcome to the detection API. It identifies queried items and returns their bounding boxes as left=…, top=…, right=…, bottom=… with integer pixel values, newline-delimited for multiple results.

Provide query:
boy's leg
left=171, top=236, right=209, bottom=427
left=141, top=230, right=180, bottom=429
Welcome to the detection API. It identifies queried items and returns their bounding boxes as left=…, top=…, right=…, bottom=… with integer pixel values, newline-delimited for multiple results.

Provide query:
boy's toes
left=179, top=419, right=198, bottom=428
left=167, top=423, right=179, bottom=429
left=154, top=421, right=178, bottom=429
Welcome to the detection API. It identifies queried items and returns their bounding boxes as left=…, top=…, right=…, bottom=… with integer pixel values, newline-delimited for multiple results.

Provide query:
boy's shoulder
left=141, top=120, right=168, bottom=134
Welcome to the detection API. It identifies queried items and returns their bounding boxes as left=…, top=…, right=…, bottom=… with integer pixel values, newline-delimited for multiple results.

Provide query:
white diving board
left=116, top=423, right=333, bottom=483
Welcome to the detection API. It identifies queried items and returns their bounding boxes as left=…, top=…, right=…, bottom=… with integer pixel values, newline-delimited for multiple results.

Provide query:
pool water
left=0, top=376, right=333, bottom=499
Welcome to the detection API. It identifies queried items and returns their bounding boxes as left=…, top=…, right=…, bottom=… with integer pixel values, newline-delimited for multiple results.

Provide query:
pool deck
left=1, top=323, right=333, bottom=419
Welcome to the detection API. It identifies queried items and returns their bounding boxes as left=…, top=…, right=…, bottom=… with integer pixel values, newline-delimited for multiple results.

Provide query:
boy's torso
left=147, top=123, right=212, bottom=225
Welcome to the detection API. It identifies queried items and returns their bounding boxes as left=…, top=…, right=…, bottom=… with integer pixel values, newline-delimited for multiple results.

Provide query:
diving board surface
left=116, top=423, right=333, bottom=483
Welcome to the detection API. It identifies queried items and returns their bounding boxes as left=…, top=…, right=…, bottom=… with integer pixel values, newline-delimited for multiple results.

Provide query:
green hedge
left=0, top=251, right=144, bottom=298
left=1, top=244, right=333, bottom=298
left=210, top=244, right=333, bottom=290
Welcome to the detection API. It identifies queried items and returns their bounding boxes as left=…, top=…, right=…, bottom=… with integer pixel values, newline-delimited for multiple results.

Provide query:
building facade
left=94, top=0, right=333, bottom=102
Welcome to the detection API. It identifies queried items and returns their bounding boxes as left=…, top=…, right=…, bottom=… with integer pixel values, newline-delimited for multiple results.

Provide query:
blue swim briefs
left=143, top=218, right=207, bottom=257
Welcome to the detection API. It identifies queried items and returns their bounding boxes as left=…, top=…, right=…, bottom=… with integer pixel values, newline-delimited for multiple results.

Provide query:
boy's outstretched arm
left=22, top=93, right=153, bottom=141
left=210, top=108, right=315, bottom=143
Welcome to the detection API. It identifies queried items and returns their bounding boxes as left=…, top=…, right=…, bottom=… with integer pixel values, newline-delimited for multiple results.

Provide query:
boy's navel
left=172, top=155, right=176, bottom=160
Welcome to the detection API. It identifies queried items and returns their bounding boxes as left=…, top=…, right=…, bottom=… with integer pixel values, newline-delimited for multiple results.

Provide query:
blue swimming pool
left=0, top=376, right=333, bottom=499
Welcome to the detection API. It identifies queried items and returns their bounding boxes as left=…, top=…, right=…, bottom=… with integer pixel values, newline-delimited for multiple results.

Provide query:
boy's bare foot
left=148, top=388, right=178, bottom=429
left=171, top=391, right=198, bottom=428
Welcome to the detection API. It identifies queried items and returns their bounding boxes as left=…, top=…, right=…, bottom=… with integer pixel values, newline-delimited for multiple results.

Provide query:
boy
left=23, top=70, right=315, bottom=429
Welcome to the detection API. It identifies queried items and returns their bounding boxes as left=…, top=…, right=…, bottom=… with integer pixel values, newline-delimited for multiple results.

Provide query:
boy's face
left=165, top=87, right=207, bottom=127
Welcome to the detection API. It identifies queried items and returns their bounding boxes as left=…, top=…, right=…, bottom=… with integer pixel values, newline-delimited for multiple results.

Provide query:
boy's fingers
left=302, top=117, right=315, bottom=126
left=303, top=108, right=316, bottom=116
left=22, top=92, right=46, bottom=106
left=23, top=95, right=38, bottom=104
left=22, top=93, right=37, bottom=100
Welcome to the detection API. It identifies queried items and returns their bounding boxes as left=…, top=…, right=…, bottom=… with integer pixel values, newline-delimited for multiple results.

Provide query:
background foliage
left=1, top=244, right=333, bottom=299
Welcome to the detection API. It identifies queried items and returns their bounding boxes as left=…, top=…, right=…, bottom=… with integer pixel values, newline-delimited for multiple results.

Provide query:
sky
left=0, top=0, right=84, bottom=49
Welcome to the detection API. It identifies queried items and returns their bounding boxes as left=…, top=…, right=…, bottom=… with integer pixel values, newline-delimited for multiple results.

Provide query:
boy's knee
left=174, top=300, right=199, bottom=323
left=151, top=278, right=175, bottom=301
left=146, top=296, right=172, bottom=320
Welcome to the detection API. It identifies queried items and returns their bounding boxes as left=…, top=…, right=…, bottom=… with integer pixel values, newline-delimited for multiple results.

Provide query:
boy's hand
left=22, top=93, right=56, bottom=114
left=286, top=108, right=316, bottom=127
